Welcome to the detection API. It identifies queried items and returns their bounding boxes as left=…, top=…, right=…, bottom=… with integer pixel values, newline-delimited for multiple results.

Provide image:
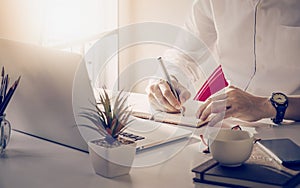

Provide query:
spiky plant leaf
left=81, top=89, right=134, bottom=140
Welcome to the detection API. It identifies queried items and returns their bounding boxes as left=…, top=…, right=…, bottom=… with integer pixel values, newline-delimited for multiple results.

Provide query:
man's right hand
left=147, top=79, right=191, bottom=113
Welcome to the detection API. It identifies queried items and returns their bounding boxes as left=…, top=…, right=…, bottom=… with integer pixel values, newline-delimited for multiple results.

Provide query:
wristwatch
left=270, top=92, right=288, bottom=124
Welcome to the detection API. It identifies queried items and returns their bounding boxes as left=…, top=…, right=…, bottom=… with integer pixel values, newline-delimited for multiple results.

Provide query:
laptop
left=0, top=38, right=88, bottom=152
left=1, top=38, right=192, bottom=152
left=119, top=116, right=192, bottom=151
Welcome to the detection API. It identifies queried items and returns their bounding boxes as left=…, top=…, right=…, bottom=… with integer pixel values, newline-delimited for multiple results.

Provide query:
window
left=41, top=0, right=119, bottom=89
left=41, top=0, right=118, bottom=55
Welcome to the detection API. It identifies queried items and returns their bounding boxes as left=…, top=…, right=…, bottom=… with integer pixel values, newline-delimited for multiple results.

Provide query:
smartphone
left=257, top=138, right=300, bottom=167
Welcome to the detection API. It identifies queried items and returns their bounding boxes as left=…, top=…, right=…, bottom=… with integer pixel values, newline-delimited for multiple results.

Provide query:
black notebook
left=192, top=158, right=300, bottom=188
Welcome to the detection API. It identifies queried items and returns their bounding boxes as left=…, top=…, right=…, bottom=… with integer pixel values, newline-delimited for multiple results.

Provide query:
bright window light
left=42, top=0, right=117, bottom=48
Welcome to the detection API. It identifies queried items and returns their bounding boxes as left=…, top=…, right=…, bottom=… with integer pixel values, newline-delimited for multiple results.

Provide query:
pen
left=0, top=67, right=4, bottom=101
left=158, top=57, right=184, bottom=116
left=3, top=75, right=9, bottom=98
left=0, top=76, right=21, bottom=115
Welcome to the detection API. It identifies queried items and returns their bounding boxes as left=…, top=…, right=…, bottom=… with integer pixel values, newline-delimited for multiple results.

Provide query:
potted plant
left=80, top=89, right=136, bottom=178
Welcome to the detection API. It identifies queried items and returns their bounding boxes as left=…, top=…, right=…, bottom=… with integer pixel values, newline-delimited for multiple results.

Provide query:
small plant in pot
left=80, top=89, right=136, bottom=178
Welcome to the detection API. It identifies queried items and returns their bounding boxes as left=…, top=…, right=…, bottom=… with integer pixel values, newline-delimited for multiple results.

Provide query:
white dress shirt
left=165, top=0, right=300, bottom=97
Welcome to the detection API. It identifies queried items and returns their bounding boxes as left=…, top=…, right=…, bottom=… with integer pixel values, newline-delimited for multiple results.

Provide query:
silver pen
left=158, top=57, right=184, bottom=116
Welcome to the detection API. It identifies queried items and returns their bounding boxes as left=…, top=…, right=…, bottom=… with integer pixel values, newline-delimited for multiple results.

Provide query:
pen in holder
left=0, top=66, right=21, bottom=154
left=0, top=114, right=11, bottom=154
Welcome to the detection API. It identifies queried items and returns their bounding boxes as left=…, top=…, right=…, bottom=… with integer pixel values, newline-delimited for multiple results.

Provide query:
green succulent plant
left=80, top=89, right=133, bottom=143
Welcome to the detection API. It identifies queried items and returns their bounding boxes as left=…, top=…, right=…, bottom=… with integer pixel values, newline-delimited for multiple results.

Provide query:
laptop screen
left=1, top=38, right=88, bottom=152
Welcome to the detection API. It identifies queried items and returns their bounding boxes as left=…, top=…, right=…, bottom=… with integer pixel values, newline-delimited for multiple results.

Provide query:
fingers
left=197, top=93, right=228, bottom=119
left=207, top=113, right=226, bottom=127
left=148, top=92, right=178, bottom=112
left=147, top=78, right=191, bottom=113
left=198, top=99, right=230, bottom=120
left=158, top=80, right=181, bottom=110
left=148, top=93, right=165, bottom=111
left=147, top=80, right=180, bottom=113
left=196, top=98, right=211, bottom=119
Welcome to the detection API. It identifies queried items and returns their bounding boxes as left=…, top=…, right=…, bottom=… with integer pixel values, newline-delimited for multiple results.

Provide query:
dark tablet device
left=258, top=138, right=300, bottom=167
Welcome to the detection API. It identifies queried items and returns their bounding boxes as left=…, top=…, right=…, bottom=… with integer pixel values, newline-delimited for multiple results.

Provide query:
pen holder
left=0, top=114, right=11, bottom=154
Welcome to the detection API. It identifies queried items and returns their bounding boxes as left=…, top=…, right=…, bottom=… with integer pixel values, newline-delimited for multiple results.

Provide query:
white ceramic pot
left=208, top=129, right=254, bottom=167
left=88, top=138, right=136, bottom=178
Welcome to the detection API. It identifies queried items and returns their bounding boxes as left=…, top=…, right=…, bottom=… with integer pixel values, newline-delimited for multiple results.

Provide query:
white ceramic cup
left=208, top=129, right=254, bottom=167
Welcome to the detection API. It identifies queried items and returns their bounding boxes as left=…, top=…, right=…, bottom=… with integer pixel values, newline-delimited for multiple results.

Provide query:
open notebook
left=128, top=92, right=210, bottom=128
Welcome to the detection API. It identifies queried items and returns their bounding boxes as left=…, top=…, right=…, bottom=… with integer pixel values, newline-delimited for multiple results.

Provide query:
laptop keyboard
left=119, top=132, right=145, bottom=142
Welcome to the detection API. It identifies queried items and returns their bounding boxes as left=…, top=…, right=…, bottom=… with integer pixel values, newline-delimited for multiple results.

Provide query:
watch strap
left=272, top=105, right=287, bottom=124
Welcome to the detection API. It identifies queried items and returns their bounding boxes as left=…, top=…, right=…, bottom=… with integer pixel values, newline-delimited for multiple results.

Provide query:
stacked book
left=192, top=145, right=300, bottom=188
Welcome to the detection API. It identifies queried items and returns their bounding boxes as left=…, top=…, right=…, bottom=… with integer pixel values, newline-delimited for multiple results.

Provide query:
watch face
left=273, top=93, right=287, bottom=105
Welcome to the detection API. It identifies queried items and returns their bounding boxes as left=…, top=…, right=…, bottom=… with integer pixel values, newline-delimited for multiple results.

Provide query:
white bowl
left=208, top=129, right=254, bottom=167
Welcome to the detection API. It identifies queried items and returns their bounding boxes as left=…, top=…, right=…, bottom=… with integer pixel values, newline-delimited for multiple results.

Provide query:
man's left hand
left=196, top=86, right=275, bottom=125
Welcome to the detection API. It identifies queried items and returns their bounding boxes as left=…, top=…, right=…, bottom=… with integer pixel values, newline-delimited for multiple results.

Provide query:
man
left=147, top=0, right=300, bottom=125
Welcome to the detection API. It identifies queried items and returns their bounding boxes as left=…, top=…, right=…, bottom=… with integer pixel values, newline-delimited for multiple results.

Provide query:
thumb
left=179, top=89, right=191, bottom=103
left=171, top=78, right=191, bottom=103
left=174, top=82, right=190, bottom=103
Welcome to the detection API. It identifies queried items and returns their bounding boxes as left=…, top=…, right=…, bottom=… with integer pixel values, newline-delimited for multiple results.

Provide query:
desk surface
left=1, top=122, right=300, bottom=188
left=0, top=130, right=218, bottom=188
